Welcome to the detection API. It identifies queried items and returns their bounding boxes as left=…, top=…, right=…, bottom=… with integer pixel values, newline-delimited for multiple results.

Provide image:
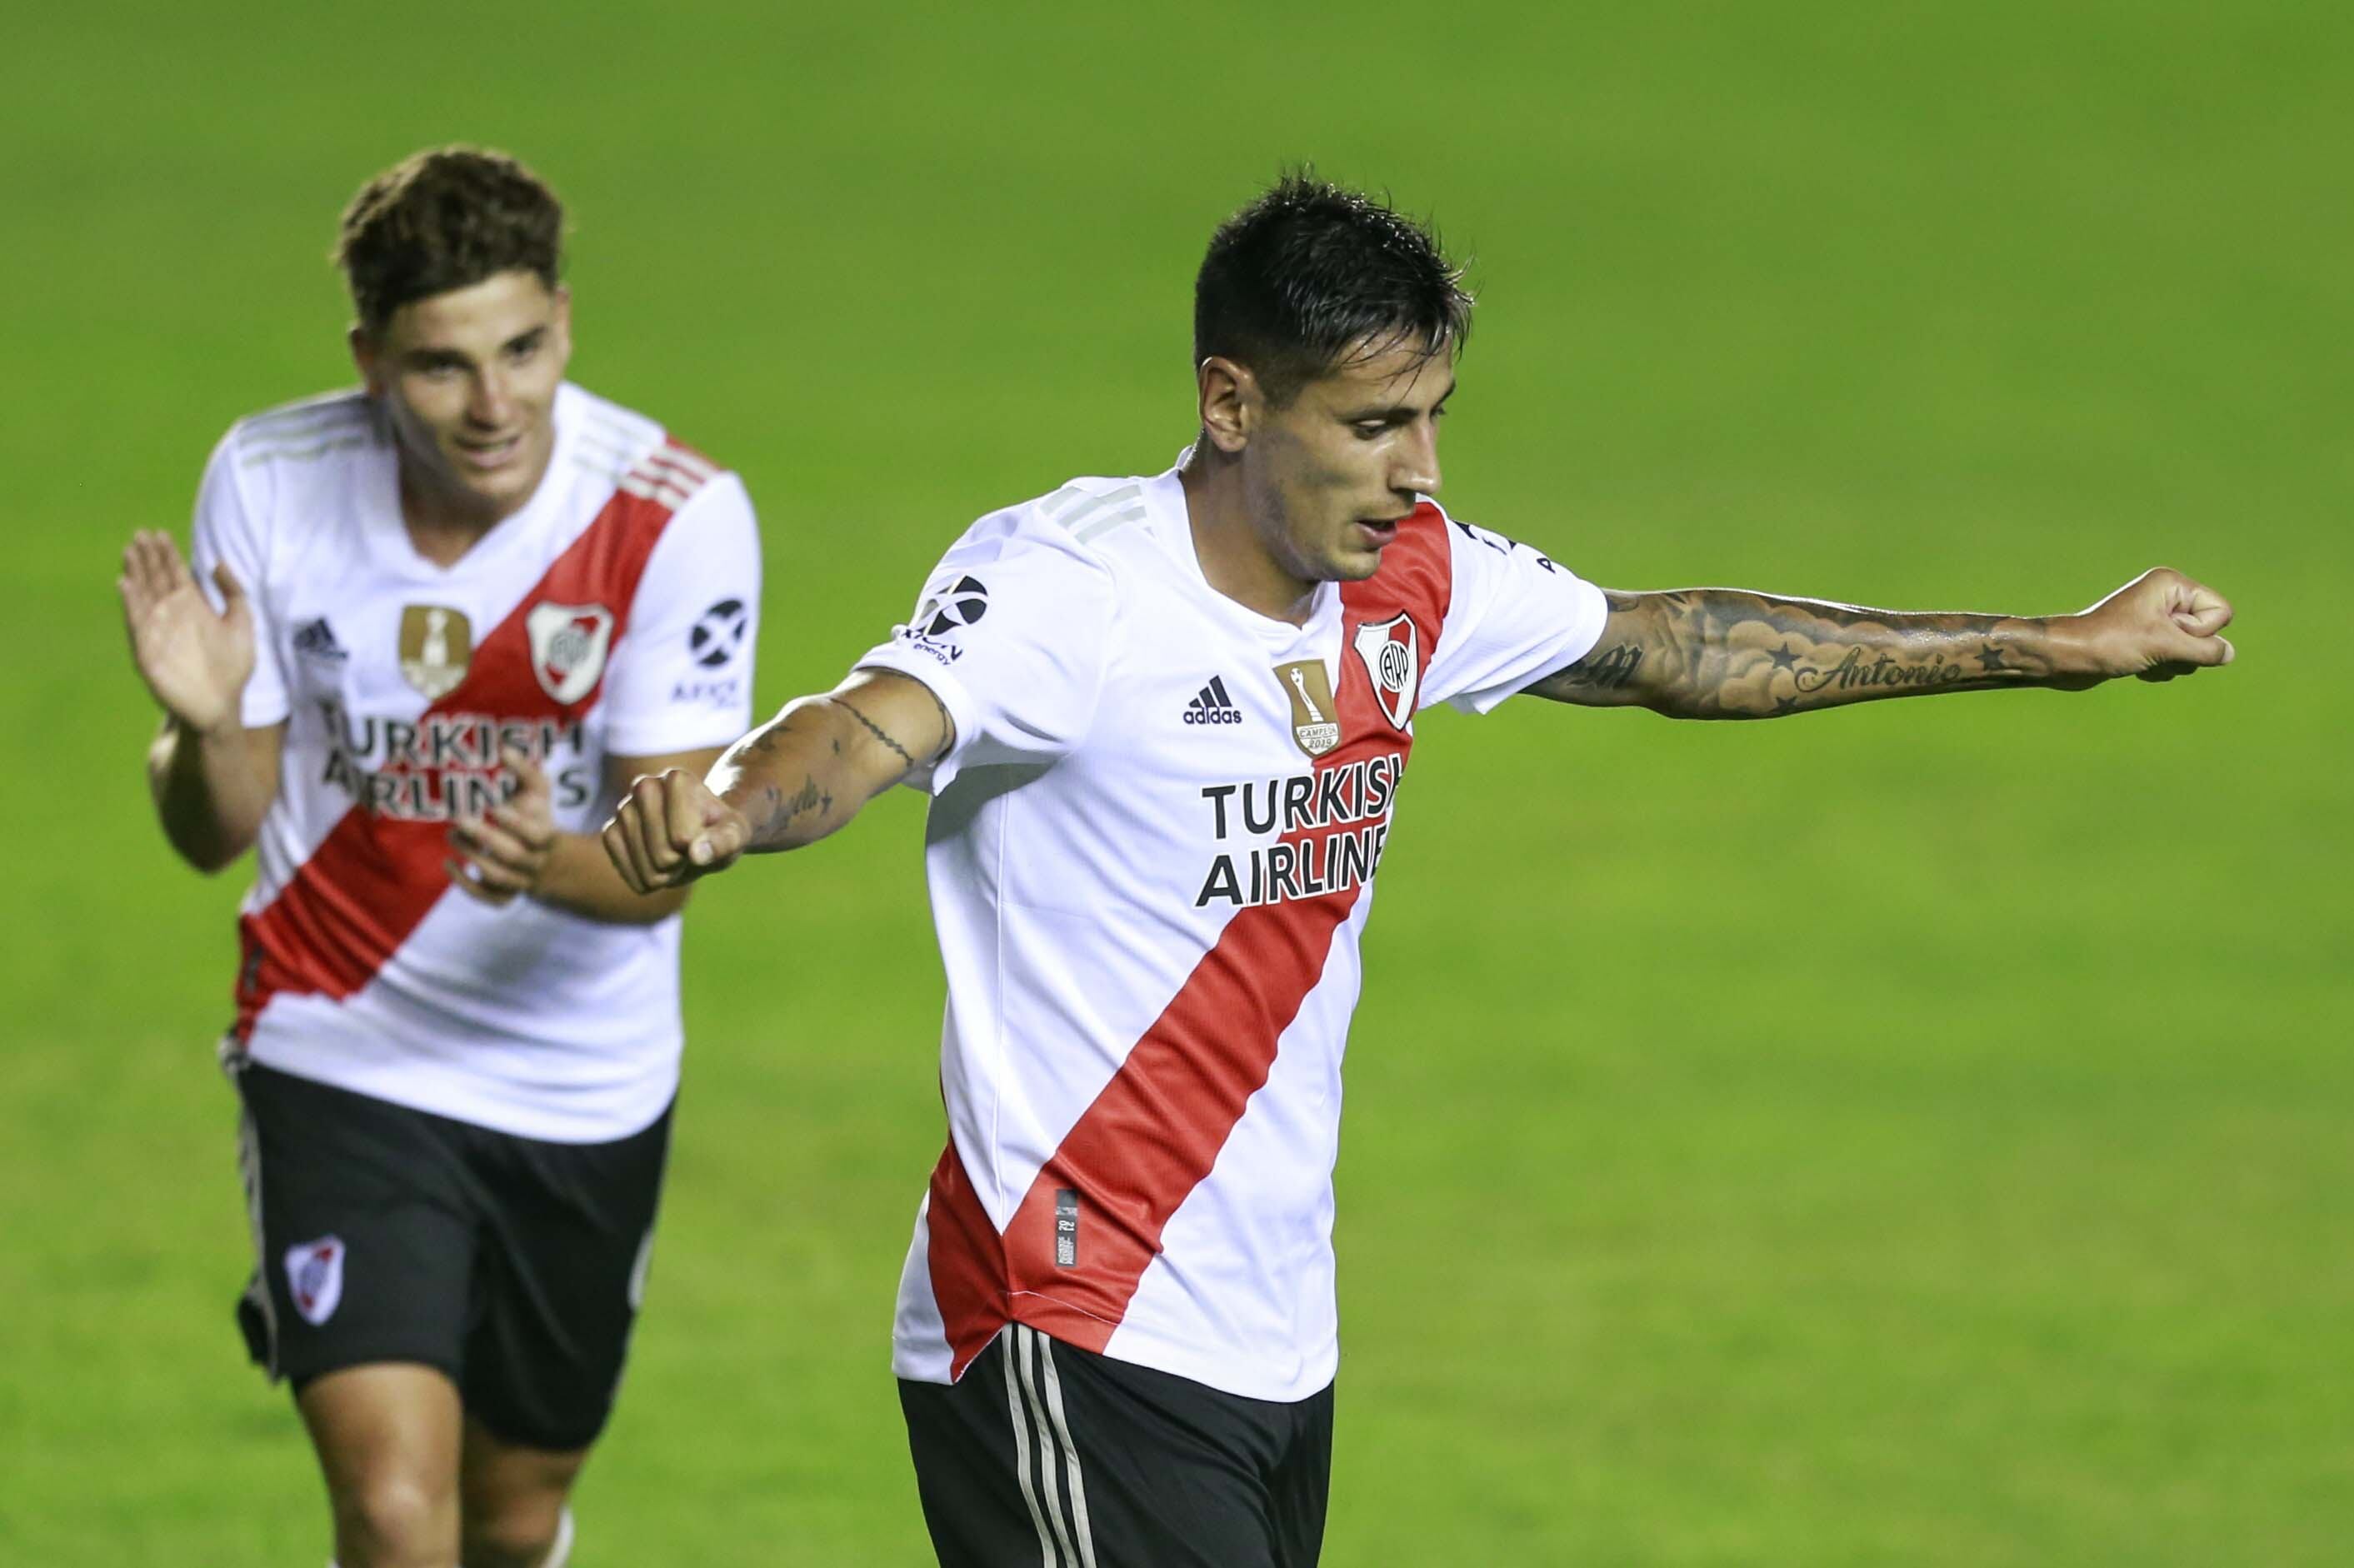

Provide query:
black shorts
left=231, top=1061, right=671, bottom=1451
left=900, top=1324, right=1334, bottom=1568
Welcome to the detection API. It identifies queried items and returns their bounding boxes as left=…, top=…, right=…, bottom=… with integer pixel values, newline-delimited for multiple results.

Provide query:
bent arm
left=147, top=718, right=282, bottom=872
left=715, top=669, right=952, bottom=850
left=123, top=527, right=280, bottom=871
left=1527, top=568, right=2234, bottom=719
left=603, top=669, right=953, bottom=894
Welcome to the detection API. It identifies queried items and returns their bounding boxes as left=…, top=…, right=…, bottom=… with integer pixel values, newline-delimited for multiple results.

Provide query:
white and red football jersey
left=857, top=465, right=1607, bottom=1400
left=190, top=383, right=761, bottom=1142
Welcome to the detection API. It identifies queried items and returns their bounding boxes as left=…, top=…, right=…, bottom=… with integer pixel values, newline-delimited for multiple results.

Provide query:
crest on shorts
left=397, top=605, right=472, bottom=699
left=527, top=602, right=616, bottom=704
left=1351, top=614, right=1420, bottom=732
left=284, top=1235, right=346, bottom=1326
left=1273, top=659, right=1340, bottom=757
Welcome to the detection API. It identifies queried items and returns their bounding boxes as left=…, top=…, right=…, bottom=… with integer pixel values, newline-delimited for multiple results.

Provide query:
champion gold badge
left=1274, top=659, right=1341, bottom=757
left=397, top=605, right=472, bottom=699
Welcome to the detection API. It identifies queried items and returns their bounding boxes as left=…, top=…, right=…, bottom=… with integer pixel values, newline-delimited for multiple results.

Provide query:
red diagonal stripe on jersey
left=925, top=502, right=1455, bottom=1379
left=231, top=467, right=692, bottom=1041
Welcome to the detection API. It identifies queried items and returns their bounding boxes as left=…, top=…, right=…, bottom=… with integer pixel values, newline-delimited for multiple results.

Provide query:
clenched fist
left=2065, top=568, right=2236, bottom=684
left=603, top=767, right=752, bottom=894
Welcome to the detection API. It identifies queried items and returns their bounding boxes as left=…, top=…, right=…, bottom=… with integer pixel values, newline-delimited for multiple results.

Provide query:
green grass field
left=5, top=2, right=2349, bottom=1561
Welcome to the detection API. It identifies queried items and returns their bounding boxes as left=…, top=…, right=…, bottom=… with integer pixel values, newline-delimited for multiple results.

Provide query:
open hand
left=603, top=767, right=750, bottom=893
left=2067, top=568, right=2236, bottom=684
left=119, top=531, right=256, bottom=732
left=447, top=747, right=558, bottom=906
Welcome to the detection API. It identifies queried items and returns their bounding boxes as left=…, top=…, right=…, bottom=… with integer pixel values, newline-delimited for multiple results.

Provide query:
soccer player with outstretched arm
left=119, top=148, right=761, bottom=1568
left=604, top=177, right=2230, bottom=1568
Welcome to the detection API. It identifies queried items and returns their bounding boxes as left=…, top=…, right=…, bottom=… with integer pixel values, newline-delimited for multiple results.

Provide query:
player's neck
left=397, top=460, right=541, bottom=569
left=1179, top=450, right=1317, bottom=627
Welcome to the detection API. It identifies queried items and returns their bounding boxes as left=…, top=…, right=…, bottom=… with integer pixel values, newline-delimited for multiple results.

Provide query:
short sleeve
left=852, top=510, right=1117, bottom=795
left=187, top=435, right=292, bottom=727
left=600, top=472, right=764, bottom=757
left=1420, top=514, right=1610, bottom=715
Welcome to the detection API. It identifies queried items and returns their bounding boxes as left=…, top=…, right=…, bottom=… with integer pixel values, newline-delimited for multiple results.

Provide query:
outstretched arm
left=602, top=669, right=952, bottom=892
left=1527, top=567, right=2235, bottom=718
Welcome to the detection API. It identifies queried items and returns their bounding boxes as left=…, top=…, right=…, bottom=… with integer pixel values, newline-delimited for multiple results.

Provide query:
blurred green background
left=3, top=1, right=2347, bottom=1562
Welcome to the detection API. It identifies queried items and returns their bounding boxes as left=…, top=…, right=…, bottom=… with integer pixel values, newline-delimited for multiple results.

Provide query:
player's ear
left=1198, top=356, right=1256, bottom=454
left=549, top=285, right=575, bottom=367
left=348, top=323, right=384, bottom=393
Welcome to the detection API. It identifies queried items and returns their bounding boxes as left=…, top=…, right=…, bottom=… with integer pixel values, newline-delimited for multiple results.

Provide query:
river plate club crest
left=527, top=602, right=616, bottom=704
left=1351, top=614, right=1419, bottom=732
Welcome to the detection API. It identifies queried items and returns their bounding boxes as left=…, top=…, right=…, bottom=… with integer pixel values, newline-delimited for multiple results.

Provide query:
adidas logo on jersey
left=1183, top=677, right=1242, bottom=726
left=292, top=617, right=348, bottom=663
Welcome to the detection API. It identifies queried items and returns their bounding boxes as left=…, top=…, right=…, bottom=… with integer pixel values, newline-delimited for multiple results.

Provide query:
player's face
left=1247, top=340, right=1451, bottom=584
left=354, top=270, right=572, bottom=521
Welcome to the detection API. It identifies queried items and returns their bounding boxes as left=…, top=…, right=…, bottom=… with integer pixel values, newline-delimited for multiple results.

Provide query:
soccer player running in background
left=117, top=147, right=761, bottom=1568
left=603, top=177, right=2232, bottom=1567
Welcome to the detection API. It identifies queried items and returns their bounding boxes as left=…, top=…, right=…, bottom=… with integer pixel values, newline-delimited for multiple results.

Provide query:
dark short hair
left=335, top=147, right=563, bottom=332
left=1193, top=174, right=1472, bottom=406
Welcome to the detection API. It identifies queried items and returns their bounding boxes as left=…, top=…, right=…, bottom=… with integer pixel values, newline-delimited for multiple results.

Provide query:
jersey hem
left=232, top=1030, right=682, bottom=1146
left=890, top=1311, right=1337, bottom=1404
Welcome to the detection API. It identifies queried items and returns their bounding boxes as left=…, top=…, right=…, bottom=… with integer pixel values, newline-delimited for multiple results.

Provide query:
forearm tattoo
left=748, top=774, right=832, bottom=840
left=1547, top=642, right=1646, bottom=690
left=719, top=705, right=847, bottom=850
left=717, top=684, right=952, bottom=851
left=1531, top=589, right=2059, bottom=718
